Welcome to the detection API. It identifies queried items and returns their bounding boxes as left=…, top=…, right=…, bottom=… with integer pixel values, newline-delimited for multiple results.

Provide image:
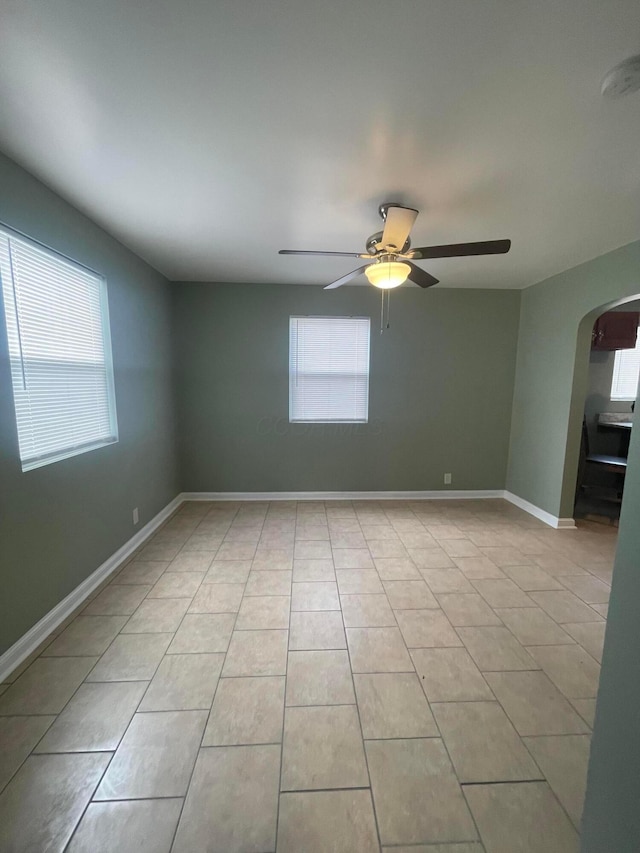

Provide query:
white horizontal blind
left=289, top=316, right=370, bottom=422
left=0, top=227, right=118, bottom=470
left=611, top=330, right=640, bottom=401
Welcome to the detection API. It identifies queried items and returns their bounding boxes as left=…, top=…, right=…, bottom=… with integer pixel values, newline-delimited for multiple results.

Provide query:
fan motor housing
left=366, top=230, right=411, bottom=255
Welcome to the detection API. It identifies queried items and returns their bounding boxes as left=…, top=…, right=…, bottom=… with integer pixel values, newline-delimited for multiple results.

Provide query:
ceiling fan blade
left=324, top=264, right=370, bottom=290
left=381, top=205, right=418, bottom=252
left=410, top=239, right=511, bottom=260
left=407, top=262, right=439, bottom=289
left=279, top=249, right=364, bottom=258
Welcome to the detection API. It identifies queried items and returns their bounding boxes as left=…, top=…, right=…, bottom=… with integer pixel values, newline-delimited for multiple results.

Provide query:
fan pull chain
left=380, top=290, right=392, bottom=333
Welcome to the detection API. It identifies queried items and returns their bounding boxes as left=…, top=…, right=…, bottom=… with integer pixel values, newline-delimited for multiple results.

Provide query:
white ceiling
left=1, top=0, right=639, bottom=288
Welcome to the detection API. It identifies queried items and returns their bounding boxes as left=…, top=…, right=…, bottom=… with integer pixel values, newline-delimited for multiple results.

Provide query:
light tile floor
left=0, top=498, right=614, bottom=852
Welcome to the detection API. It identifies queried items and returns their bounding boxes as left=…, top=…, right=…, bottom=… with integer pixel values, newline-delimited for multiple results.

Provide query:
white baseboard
left=1, top=487, right=574, bottom=682
left=0, top=494, right=182, bottom=683
left=503, top=491, right=576, bottom=530
left=181, top=490, right=506, bottom=502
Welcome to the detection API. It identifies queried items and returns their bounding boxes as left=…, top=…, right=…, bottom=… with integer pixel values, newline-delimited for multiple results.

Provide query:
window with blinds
left=611, top=329, right=640, bottom=401
left=289, top=316, right=370, bottom=423
left=0, top=226, right=118, bottom=471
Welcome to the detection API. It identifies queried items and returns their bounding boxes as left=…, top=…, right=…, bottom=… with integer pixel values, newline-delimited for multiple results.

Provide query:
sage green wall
left=174, top=282, right=520, bottom=492
left=506, top=240, right=640, bottom=518
left=582, top=417, right=640, bottom=851
left=0, top=153, right=179, bottom=656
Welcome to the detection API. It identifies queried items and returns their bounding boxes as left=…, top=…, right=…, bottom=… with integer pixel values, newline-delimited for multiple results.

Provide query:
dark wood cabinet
left=591, top=311, right=639, bottom=351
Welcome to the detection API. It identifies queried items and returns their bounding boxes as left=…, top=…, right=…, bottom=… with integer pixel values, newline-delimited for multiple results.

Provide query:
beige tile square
left=590, top=601, right=608, bottom=618
left=168, top=551, right=215, bottom=572
left=409, top=548, right=456, bottom=569
left=43, top=682, right=146, bottom=754
left=234, top=596, right=290, bottom=629
left=355, top=672, right=437, bottom=738
left=501, top=564, right=564, bottom=591
left=252, top=549, right=294, bottom=571
left=0, top=715, right=55, bottom=792
left=203, top=676, right=285, bottom=745
left=281, top=705, right=368, bottom=790
left=374, top=557, right=421, bottom=580
left=0, top=753, right=110, bottom=853
left=336, top=569, right=383, bottom=594
left=421, top=568, right=475, bottom=593
left=87, top=634, right=171, bottom=682
left=531, top=590, right=598, bottom=624
left=294, top=541, right=332, bottom=560
left=436, top=594, right=502, bottom=627
left=289, top=611, right=346, bottom=650
left=383, top=579, right=438, bottom=609
left=123, top=598, right=189, bottom=633
left=396, top=609, right=462, bottom=648
left=137, top=542, right=182, bottom=562
left=570, top=698, right=596, bottom=727
left=366, top=738, right=477, bottom=846
left=292, top=581, right=339, bottom=611
left=277, top=789, right=379, bottom=853
left=114, top=561, right=168, bottom=585
left=172, top=745, right=280, bottom=853
left=457, top=626, right=537, bottom=671
left=563, top=621, right=606, bottom=662
left=523, top=734, right=591, bottom=827
left=485, top=671, right=590, bottom=735
left=148, top=571, right=203, bottom=598
left=411, top=648, right=493, bottom=702
left=361, top=524, right=399, bottom=540
left=215, top=541, right=257, bottom=561
left=369, top=539, right=409, bottom=558
left=42, top=615, right=127, bottom=656
left=245, top=570, right=291, bottom=596
left=433, top=701, right=541, bottom=783
left=493, top=607, right=574, bottom=646
left=188, top=582, right=245, bottom=613
left=203, top=560, right=252, bottom=583
left=67, top=799, right=182, bottom=853
left=223, top=629, right=288, bottom=676
left=333, top=548, right=375, bottom=569
left=533, top=554, right=586, bottom=576
left=442, top=540, right=483, bottom=558
left=527, top=645, right=600, bottom=699
left=560, top=574, right=610, bottom=604
left=224, top=527, right=261, bottom=544
left=347, top=627, right=414, bottom=672
left=454, top=557, right=506, bottom=579
left=331, top=532, right=368, bottom=549
left=478, top=546, right=531, bottom=566
left=293, top=559, right=336, bottom=581
left=182, top=533, right=224, bottom=552
left=0, top=657, right=98, bottom=715
left=471, top=578, right=534, bottom=608
left=84, top=584, right=151, bottom=616
left=286, top=650, right=355, bottom=706
left=341, top=593, right=396, bottom=627
left=464, top=781, right=579, bottom=852
left=398, top=530, right=438, bottom=549
left=168, top=613, right=235, bottom=653
left=139, top=653, right=224, bottom=711
left=95, top=710, right=206, bottom=799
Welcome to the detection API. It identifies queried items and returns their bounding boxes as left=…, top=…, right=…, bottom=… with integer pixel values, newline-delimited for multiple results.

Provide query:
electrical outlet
left=133, top=507, right=139, bottom=525
left=444, top=473, right=452, bottom=485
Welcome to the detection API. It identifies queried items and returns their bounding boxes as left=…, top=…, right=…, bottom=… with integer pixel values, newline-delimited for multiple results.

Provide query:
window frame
left=0, top=222, right=119, bottom=472
left=288, top=315, right=371, bottom=425
left=610, top=328, right=640, bottom=403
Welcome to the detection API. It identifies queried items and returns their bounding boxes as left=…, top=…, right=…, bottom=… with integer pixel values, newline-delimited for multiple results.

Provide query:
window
left=0, top=226, right=118, bottom=471
left=289, top=316, right=370, bottom=423
left=610, top=328, right=640, bottom=402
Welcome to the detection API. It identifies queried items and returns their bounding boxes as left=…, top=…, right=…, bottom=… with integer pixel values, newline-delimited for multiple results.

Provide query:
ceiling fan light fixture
left=365, top=260, right=410, bottom=289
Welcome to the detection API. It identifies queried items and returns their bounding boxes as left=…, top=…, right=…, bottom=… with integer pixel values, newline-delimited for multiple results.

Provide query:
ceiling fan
left=279, top=202, right=511, bottom=290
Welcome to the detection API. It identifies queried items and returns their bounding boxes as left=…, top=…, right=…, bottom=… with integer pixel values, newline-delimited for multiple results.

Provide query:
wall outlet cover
left=133, top=507, right=139, bottom=525
left=444, top=473, right=452, bottom=485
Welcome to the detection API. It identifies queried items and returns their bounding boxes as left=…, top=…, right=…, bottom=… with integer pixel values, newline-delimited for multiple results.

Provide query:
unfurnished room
left=0, top=2, right=640, bottom=852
